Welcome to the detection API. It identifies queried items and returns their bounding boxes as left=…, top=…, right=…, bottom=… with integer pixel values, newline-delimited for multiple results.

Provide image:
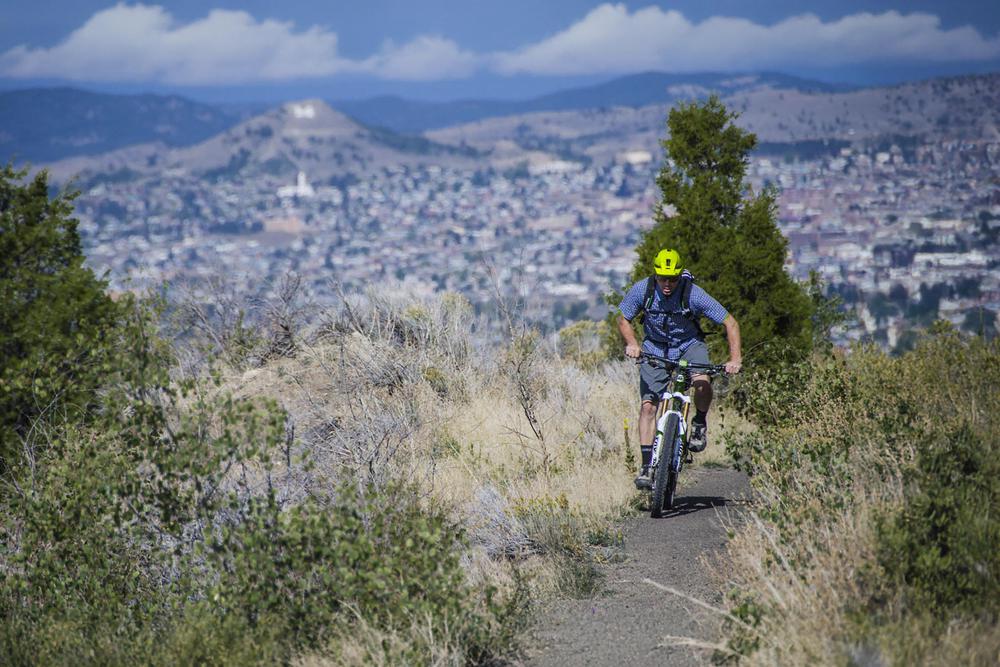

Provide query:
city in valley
left=41, top=75, right=1000, bottom=349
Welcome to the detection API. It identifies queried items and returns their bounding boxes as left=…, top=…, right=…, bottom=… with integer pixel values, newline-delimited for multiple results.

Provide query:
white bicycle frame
left=649, top=390, right=692, bottom=471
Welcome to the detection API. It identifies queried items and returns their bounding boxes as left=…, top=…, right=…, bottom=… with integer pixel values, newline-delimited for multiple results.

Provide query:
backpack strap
left=679, top=275, right=694, bottom=316
left=677, top=275, right=706, bottom=339
left=636, top=276, right=656, bottom=326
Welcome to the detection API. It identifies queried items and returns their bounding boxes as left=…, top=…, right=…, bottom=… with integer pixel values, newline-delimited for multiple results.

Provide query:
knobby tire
left=651, top=413, right=680, bottom=518
left=665, top=466, right=678, bottom=511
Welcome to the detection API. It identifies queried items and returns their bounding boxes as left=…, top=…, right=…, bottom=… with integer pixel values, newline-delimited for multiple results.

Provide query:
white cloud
left=0, top=3, right=474, bottom=84
left=0, top=4, right=347, bottom=84
left=361, top=36, right=480, bottom=80
left=2, top=3, right=998, bottom=85
left=493, top=4, right=1000, bottom=75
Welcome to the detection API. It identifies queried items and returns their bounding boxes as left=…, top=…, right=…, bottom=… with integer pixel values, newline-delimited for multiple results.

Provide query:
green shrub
left=0, top=164, right=140, bottom=472
left=558, top=320, right=609, bottom=370
left=720, top=329, right=1000, bottom=660
left=1, top=418, right=525, bottom=664
left=876, top=423, right=1000, bottom=617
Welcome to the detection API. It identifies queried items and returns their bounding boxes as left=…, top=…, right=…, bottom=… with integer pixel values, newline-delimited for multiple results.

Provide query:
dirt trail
left=523, top=467, right=750, bottom=667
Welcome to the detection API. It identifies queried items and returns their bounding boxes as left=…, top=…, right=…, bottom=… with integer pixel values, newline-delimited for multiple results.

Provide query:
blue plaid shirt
left=619, top=277, right=729, bottom=360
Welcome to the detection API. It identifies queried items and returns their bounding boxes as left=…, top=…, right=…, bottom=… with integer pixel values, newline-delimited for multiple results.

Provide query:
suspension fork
left=650, top=391, right=692, bottom=469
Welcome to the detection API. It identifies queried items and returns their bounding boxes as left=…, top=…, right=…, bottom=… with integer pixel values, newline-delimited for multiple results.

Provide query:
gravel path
left=522, top=466, right=750, bottom=667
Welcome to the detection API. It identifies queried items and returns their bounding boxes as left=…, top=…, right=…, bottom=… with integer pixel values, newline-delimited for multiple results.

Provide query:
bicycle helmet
left=653, top=248, right=683, bottom=277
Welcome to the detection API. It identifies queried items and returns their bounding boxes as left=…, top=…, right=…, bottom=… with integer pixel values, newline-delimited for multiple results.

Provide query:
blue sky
left=1, top=1, right=998, bottom=101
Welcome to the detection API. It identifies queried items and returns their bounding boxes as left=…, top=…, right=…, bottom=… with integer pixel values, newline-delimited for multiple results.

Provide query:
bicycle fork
left=649, top=392, right=692, bottom=474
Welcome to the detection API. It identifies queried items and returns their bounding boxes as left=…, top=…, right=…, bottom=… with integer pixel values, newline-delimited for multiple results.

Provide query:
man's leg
left=682, top=341, right=713, bottom=452
left=692, top=373, right=712, bottom=421
left=636, top=359, right=668, bottom=487
left=638, top=399, right=658, bottom=470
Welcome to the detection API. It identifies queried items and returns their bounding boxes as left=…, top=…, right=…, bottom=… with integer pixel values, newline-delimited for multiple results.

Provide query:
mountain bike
left=639, top=354, right=726, bottom=518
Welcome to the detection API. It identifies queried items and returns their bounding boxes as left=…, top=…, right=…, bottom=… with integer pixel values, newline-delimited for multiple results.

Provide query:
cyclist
left=617, top=248, right=742, bottom=489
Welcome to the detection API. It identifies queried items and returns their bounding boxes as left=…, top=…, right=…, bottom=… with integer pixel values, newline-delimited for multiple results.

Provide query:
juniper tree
left=0, top=165, right=130, bottom=473
left=629, top=96, right=814, bottom=365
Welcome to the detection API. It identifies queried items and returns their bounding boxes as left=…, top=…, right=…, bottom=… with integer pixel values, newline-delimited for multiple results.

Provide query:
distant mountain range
left=425, top=72, right=1000, bottom=166
left=331, top=71, right=851, bottom=133
left=0, top=87, right=235, bottom=163
left=3, top=71, right=850, bottom=164
left=4, top=70, right=997, bottom=176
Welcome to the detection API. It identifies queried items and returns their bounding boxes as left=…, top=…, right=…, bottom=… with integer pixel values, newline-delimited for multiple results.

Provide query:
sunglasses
left=655, top=275, right=680, bottom=284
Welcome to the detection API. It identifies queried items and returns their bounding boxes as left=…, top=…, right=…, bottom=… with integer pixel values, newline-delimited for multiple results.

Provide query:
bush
left=877, top=423, right=1000, bottom=617
left=719, top=329, right=1000, bottom=662
left=558, top=320, right=608, bottom=370
left=512, top=493, right=624, bottom=598
left=1, top=393, right=524, bottom=664
left=0, top=165, right=136, bottom=472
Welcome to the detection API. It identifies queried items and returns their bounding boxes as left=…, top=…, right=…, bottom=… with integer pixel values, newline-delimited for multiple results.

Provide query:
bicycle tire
left=665, top=467, right=678, bottom=511
left=650, top=413, right=680, bottom=518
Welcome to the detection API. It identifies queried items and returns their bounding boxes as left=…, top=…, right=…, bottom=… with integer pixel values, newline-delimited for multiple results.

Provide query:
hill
left=22, top=71, right=1000, bottom=184
left=44, top=99, right=479, bottom=185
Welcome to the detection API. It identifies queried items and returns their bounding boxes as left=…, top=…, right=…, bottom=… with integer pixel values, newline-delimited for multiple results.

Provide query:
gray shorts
left=639, top=340, right=711, bottom=403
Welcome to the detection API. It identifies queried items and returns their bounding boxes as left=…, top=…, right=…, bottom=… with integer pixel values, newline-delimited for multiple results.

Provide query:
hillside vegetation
left=2, top=164, right=660, bottom=664
left=720, top=330, right=1000, bottom=665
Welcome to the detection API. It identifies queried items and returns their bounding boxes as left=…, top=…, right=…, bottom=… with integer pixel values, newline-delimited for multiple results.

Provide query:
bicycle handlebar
left=635, top=352, right=728, bottom=376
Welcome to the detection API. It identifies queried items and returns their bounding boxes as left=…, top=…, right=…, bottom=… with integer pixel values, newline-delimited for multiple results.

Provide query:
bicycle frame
left=639, top=354, right=726, bottom=516
left=649, top=360, right=694, bottom=475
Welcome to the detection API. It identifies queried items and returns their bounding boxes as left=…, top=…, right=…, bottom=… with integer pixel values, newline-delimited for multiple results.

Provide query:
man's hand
left=725, top=359, right=742, bottom=374
left=618, top=315, right=642, bottom=360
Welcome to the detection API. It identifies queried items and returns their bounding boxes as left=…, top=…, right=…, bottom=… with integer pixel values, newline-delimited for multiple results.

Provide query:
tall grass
left=225, top=288, right=641, bottom=601
left=4, top=277, right=743, bottom=664
left=719, top=329, right=999, bottom=665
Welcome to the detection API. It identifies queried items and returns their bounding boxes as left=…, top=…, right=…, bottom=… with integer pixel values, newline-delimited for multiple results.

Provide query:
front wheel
left=664, top=468, right=678, bottom=511
left=650, top=413, right=680, bottom=518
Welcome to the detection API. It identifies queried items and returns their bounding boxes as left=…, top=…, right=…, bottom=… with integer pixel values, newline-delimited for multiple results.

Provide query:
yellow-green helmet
left=653, top=248, right=683, bottom=276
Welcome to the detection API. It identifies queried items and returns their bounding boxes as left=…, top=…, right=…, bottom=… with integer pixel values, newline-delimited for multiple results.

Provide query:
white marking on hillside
left=289, top=103, right=316, bottom=119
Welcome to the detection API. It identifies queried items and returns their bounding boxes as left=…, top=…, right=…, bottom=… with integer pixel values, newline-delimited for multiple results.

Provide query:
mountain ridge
left=0, top=87, right=235, bottom=163
left=6, top=70, right=997, bottom=174
left=330, top=71, right=852, bottom=133
left=2, top=71, right=852, bottom=164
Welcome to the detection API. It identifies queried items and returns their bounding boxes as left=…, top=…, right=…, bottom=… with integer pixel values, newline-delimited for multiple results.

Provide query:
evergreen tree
left=629, top=96, right=813, bottom=365
left=0, top=165, right=129, bottom=471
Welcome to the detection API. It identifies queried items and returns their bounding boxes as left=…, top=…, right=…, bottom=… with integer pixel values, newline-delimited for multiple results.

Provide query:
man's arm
left=618, top=315, right=642, bottom=359
left=722, top=314, right=742, bottom=374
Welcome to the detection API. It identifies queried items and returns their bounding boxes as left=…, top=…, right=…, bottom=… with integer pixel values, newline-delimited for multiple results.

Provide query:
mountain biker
left=617, top=248, right=742, bottom=489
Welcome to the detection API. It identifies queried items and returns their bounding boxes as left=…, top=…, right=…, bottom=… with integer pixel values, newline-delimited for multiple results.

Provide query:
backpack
left=636, top=271, right=705, bottom=340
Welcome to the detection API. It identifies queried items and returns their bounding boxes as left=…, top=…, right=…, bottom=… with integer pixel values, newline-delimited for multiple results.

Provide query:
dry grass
left=295, top=610, right=468, bottom=667
left=710, top=337, right=1000, bottom=665
left=200, top=288, right=663, bottom=658
left=720, top=485, right=898, bottom=664
left=708, top=416, right=907, bottom=665
left=223, top=313, right=638, bottom=519
left=193, top=285, right=769, bottom=661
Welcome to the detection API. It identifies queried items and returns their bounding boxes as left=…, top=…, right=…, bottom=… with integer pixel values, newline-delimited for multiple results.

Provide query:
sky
left=1, top=1, right=998, bottom=102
